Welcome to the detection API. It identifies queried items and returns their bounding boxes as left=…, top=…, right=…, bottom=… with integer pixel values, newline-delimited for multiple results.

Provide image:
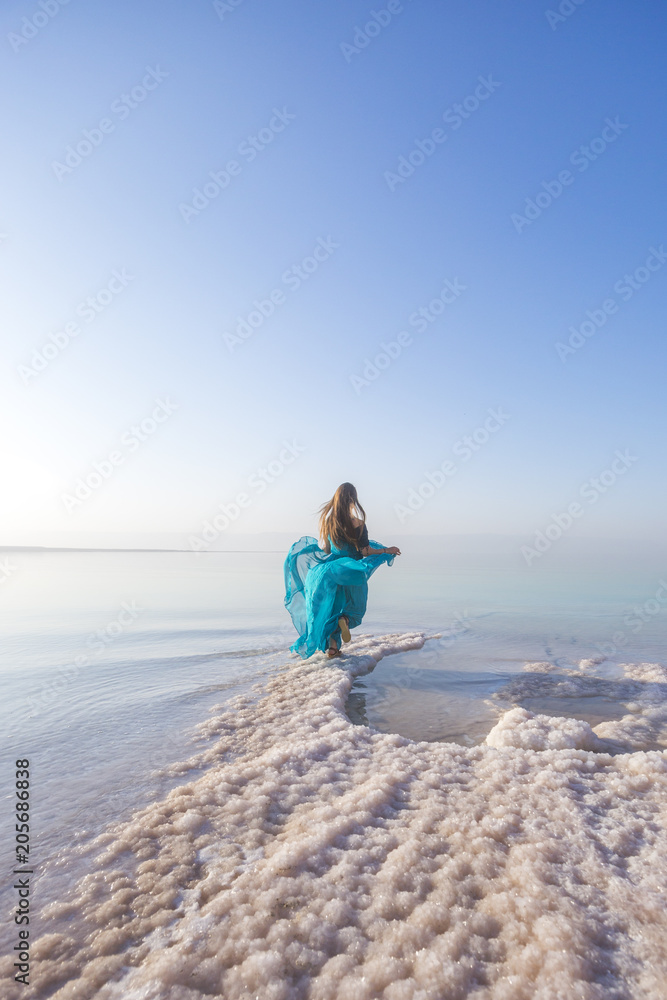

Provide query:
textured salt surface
left=3, top=634, right=667, bottom=1000
left=491, top=658, right=667, bottom=752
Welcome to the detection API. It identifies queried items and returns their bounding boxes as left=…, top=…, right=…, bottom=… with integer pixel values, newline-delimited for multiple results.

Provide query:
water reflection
left=345, top=655, right=657, bottom=748
left=346, top=668, right=504, bottom=746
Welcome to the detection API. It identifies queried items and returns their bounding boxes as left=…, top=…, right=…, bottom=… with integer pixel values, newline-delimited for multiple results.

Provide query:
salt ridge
left=2, top=633, right=667, bottom=999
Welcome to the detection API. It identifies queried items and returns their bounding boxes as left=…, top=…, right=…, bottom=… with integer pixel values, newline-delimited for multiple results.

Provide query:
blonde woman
left=284, top=482, right=401, bottom=659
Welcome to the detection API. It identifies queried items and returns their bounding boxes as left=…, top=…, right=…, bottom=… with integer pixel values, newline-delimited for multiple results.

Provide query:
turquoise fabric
left=284, top=533, right=395, bottom=659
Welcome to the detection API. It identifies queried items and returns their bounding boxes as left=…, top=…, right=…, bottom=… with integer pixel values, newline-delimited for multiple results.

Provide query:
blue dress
left=284, top=528, right=396, bottom=659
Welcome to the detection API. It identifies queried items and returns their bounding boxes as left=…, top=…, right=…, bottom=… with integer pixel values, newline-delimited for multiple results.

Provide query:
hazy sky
left=2, top=0, right=666, bottom=546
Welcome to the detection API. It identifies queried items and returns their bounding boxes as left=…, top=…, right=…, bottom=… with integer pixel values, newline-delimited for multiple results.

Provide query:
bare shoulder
left=350, top=516, right=362, bottom=527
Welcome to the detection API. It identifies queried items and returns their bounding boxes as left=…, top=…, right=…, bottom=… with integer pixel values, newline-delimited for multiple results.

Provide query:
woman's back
left=328, top=521, right=368, bottom=558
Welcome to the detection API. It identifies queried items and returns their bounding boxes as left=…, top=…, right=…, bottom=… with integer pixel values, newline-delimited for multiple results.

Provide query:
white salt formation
left=484, top=706, right=605, bottom=752
left=491, top=658, right=667, bottom=752
left=3, top=634, right=667, bottom=999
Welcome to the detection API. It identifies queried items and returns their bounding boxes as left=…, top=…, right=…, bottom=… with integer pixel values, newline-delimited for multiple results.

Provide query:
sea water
left=1, top=547, right=666, bottom=998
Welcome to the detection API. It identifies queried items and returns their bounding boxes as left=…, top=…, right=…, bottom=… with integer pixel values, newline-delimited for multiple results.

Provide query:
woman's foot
left=327, top=637, right=341, bottom=658
left=338, top=616, right=351, bottom=643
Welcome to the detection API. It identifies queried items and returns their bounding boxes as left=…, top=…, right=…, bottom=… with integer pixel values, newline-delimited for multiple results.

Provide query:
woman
left=284, top=482, right=401, bottom=659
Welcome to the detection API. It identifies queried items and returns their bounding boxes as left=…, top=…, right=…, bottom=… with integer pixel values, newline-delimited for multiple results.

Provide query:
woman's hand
left=385, top=546, right=401, bottom=555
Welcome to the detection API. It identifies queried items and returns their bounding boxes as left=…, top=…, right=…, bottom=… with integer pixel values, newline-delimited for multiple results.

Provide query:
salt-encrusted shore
left=3, top=633, right=667, bottom=1000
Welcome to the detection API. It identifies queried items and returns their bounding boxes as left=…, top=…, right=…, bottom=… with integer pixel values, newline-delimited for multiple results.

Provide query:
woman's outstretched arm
left=361, top=545, right=401, bottom=556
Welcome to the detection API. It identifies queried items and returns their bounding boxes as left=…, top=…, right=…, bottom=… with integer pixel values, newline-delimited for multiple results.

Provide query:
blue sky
left=1, top=0, right=666, bottom=546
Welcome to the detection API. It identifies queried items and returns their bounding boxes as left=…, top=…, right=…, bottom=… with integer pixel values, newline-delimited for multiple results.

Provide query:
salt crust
left=491, top=660, right=667, bottom=752
left=2, top=634, right=667, bottom=1000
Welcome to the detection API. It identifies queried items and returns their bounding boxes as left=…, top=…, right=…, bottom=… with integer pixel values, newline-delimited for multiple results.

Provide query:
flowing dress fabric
left=284, top=533, right=395, bottom=659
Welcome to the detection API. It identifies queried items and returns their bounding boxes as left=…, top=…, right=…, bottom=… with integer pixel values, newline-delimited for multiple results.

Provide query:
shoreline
left=3, top=633, right=666, bottom=999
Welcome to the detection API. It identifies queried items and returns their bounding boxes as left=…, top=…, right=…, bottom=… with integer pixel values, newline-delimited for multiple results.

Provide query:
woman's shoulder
left=350, top=516, right=363, bottom=527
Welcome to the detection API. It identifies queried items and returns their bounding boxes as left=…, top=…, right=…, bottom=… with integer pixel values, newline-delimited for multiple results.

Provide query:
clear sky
left=1, top=0, right=666, bottom=547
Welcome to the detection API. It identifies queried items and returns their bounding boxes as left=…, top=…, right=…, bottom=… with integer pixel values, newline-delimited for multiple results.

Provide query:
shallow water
left=1, top=548, right=666, bottom=997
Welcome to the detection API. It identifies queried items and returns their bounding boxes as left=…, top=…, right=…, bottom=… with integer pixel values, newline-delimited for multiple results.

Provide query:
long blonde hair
left=318, top=482, right=366, bottom=553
